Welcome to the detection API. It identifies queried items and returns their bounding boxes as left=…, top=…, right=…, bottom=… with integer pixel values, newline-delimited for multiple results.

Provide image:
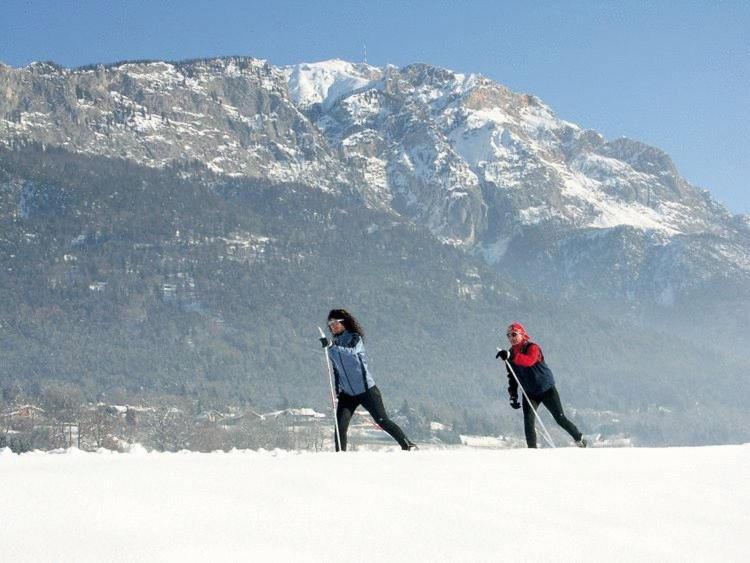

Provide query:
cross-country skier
left=496, top=322, right=587, bottom=448
left=319, top=309, right=417, bottom=451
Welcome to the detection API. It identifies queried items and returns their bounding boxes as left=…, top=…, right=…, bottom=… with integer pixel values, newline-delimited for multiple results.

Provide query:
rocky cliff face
left=288, top=60, right=750, bottom=310
left=0, top=58, right=348, bottom=190
left=2, top=56, right=748, bottom=308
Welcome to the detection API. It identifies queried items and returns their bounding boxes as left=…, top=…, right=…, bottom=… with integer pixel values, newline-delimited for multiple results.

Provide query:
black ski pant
left=522, top=386, right=582, bottom=448
left=335, top=386, right=410, bottom=451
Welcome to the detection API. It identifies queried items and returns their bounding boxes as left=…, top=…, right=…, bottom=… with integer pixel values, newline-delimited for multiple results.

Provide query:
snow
left=340, top=90, right=385, bottom=123
left=519, top=204, right=560, bottom=224
left=459, top=434, right=513, bottom=447
left=2, top=445, right=748, bottom=561
left=448, top=118, right=512, bottom=166
left=284, top=59, right=381, bottom=110
left=119, top=62, right=185, bottom=92
left=517, top=100, right=571, bottom=133
left=553, top=162, right=682, bottom=234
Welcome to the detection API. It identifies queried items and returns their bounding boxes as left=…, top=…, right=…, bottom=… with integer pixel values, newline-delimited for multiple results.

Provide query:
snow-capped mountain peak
left=1, top=55, right=748, bottom=305
left=283, top=59, right=382, bottom=109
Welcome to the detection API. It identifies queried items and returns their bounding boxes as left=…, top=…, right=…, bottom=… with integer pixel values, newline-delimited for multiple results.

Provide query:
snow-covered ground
left=2, top=445, right=748, bottom=562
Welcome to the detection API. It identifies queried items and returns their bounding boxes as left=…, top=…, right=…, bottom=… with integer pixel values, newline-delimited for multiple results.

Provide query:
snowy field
left=2, top=445, right=748, bottom=562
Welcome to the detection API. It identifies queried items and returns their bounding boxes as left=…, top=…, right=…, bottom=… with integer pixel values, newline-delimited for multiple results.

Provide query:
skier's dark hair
left=327, top=309, right=365, bottom=339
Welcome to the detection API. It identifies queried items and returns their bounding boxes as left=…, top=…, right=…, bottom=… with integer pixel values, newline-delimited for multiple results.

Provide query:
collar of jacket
left=333, top=330, right=351, bottom=343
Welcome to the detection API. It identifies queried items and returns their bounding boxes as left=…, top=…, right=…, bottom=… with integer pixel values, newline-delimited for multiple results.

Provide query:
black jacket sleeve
left=506, top=364, right=518, bottom=398
left=331, top=363, right=340, bottom=395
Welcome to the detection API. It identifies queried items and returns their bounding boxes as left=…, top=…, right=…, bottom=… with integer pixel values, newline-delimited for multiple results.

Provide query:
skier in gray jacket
left=319, top=308, right=417, bottom=451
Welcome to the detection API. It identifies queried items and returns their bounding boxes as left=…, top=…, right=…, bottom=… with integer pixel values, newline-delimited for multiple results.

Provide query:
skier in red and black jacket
left=496, top=322, right=587, bottom=448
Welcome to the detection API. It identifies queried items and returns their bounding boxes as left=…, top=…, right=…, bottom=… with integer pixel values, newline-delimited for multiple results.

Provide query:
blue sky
left=1, top=0, right=748, bottom=213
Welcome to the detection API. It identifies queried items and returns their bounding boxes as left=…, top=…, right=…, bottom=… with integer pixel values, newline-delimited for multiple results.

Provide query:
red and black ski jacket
left=506, top=340, right=556, bottom=400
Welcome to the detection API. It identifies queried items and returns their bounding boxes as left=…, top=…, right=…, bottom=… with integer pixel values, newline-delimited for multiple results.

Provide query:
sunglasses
left=327, top=319, right=344, bottom=327
left=506, top=332, right=519, bottom=338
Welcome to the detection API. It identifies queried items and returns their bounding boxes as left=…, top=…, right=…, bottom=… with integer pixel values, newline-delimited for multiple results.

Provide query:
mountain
left=1, top=57, right=749, bottom=444
left=283, top=61, right=750, bottom=340
left=3, top=58, right=747, bottom=308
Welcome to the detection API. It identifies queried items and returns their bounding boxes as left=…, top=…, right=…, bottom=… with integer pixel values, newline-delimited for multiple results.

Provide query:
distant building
left=2, top=404, right=45, bottom=420
left=194, top=410, right=226, bottom=424
left=261, top=408, right=326, bottom=420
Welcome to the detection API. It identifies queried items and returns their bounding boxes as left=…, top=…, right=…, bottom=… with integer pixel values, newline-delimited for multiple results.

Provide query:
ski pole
left=319, top=326, right=342, bottom=451
left=501, top=352, right=556, bottom=448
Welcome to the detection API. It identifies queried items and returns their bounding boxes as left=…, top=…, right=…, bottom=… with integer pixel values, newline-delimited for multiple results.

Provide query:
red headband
left=507, top=322, right=529, bottom=340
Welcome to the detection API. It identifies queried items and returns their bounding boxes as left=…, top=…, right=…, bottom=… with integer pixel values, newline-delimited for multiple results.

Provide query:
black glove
left=495, top=349, right=510, bottom=361
left=510, top=396, right=521, bottom=409
left=319, top=337, right=331, bottom=348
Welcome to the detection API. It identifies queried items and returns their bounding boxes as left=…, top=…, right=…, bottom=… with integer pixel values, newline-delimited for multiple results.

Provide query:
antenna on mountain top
left=363, top=43, right=368, bottom=65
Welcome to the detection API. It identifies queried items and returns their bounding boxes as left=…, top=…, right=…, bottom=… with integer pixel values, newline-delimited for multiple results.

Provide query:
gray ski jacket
left=328, top=330, right=376, bottom=396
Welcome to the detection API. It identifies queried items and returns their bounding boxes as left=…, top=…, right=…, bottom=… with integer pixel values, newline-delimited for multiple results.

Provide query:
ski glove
left=510, top=396, right=521, bottom=409
left=319, top=337, right=331, bottom=348
left=495, top=349, right=510, bottom=361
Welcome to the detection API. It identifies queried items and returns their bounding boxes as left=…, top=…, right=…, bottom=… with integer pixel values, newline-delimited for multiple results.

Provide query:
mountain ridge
left=1, top=56, right=749, bottom=444
left=2, top=55, right=748, bottom=308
